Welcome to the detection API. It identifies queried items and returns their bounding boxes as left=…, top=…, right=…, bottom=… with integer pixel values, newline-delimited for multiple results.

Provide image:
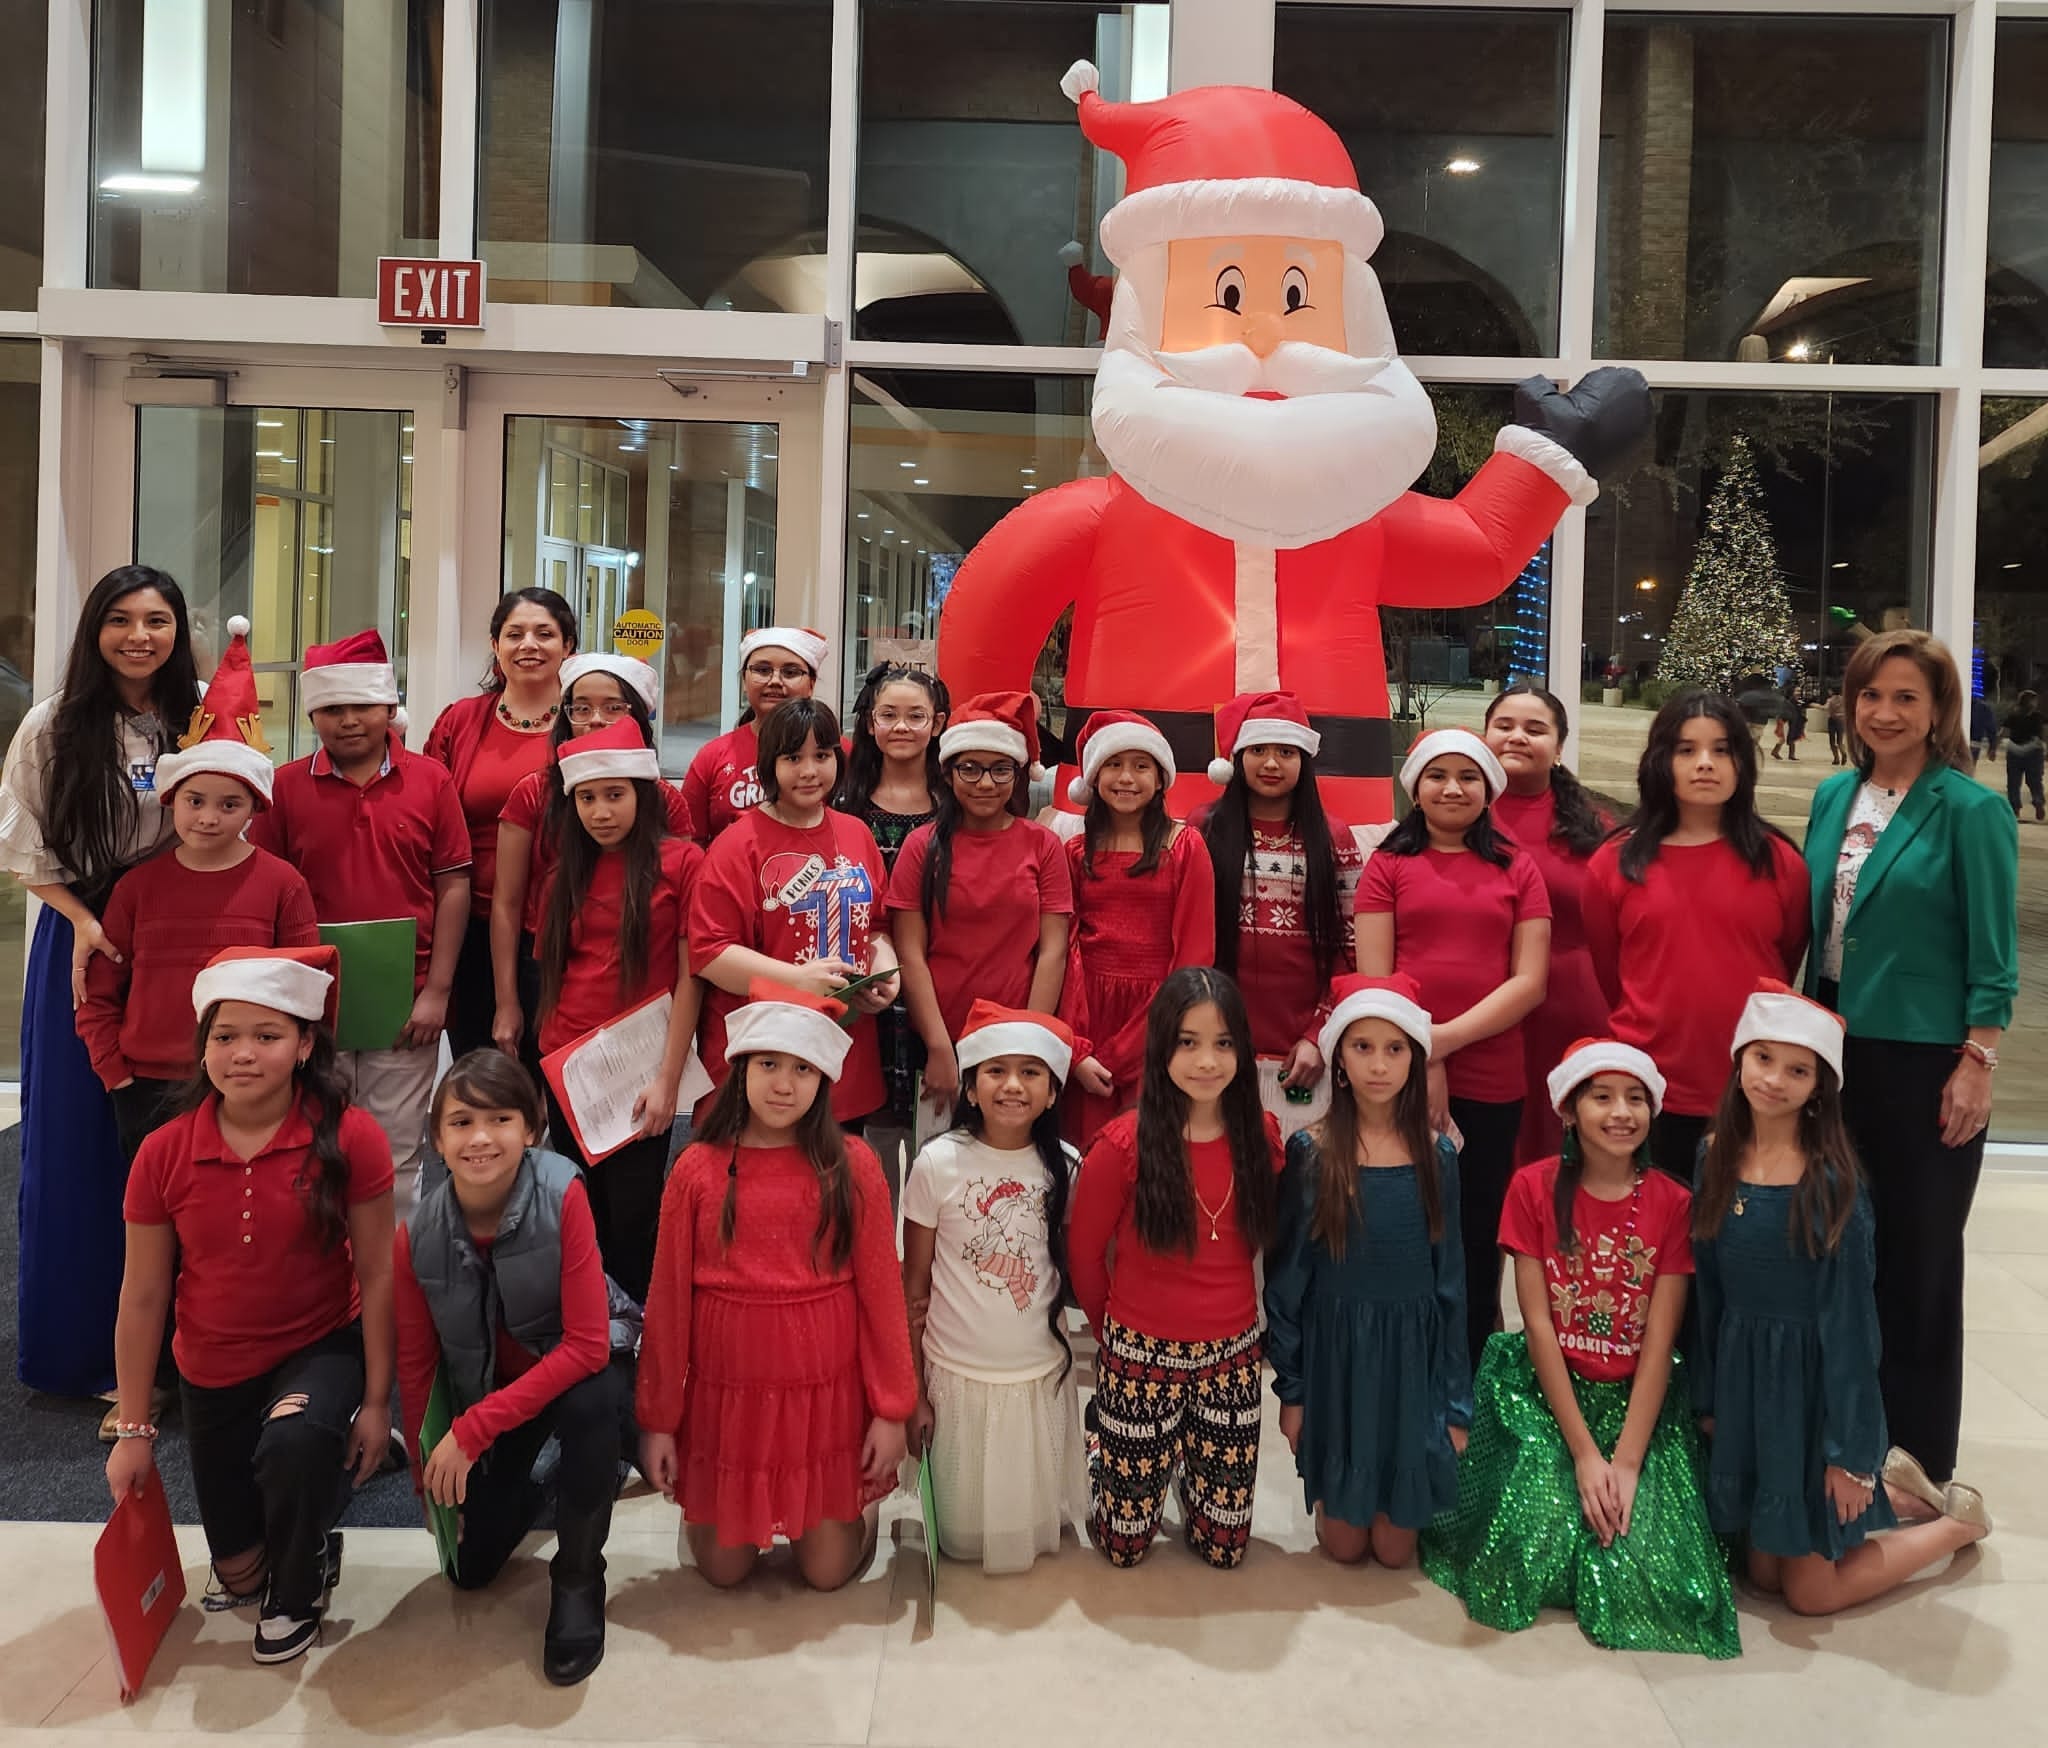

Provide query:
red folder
left=95, top=1468, right=187, bottom=1702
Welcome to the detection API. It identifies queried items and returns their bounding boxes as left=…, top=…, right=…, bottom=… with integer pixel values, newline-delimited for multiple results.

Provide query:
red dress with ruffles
left=635, top=1135, right=916, bottom=1549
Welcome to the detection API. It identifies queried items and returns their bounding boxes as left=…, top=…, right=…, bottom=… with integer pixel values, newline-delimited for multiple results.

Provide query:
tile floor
left=1, top=1171, right=2044, bottom=1748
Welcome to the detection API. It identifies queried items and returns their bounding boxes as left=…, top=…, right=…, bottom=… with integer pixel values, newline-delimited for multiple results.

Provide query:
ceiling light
left=1832, top=561, right=1849, bottom=570
left=1445, top=158, right=1482, bottom=176
left=913, top=477, right=929, bottom=485
left=100, top=173, right=199, bottom=195
left=856, top=512, right=869, bottom=520
left=900, top=461, right=916, bottom=470
left=1785, top=342, right=1812, bottom=361
left=1020, top=467, right=1036, bottom=476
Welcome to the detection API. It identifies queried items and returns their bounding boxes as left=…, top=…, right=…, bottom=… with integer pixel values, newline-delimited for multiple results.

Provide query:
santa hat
left=939, top=691, right=1045, bottom=781
left=1547, top=1037, right=1667, bottom=1119
left=561, top=651, right=659, bottom=714
left=191, top=943, right=340, bottom=1028
left=1731, top=978, right=1846, bottom=1082
left=1318, top=972, right=1432, bottom=1069
left=1208, top=690, right=1321, bottom=787
left=1061, top=62, right=1383, bottom=270
left=954, top=999, right=1078, bottom=1086
left=1067, top=709, right=1175, bottom=806
left=738, top=626, right=828, bottom=675
left=557, top=717, right=659, bottom=790
left=724, top=977, right=852, bottom=1081
left=1398, top=727, right=1507, bottom=801
left=156, top=615, right=276, bottom=807
left=301, top=628, right=399, bottom=713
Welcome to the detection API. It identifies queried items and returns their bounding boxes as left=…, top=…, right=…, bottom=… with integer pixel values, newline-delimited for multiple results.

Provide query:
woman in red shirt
left=1581, top=691, right=1809, bottom=1183
left=1070, top=967, right=1282, bottom=1569
left=425, top=588, right=578, bottom=1060
left=1483, top=683, right=1614, bottom=1164
left=1355, top=727, right=1552, bottom=1372
left=637, top=982, right=914, bottom=1592
left=106, top=946, right=395, bottom=1667
left=681, top=626, right=825, bottom=845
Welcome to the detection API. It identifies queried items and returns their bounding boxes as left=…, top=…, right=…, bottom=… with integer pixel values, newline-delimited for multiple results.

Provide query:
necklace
left=496, top=698, right=559, bottom=731
left=1193, top=1171, right=1234, bottom=1242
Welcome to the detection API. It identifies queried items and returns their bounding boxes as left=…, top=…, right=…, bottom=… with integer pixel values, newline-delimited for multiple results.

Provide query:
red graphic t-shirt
left=1496, top=1156, right=1694, bottom=1383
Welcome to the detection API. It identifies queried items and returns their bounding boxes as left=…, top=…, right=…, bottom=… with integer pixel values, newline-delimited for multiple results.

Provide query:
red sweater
left=78, top=847, right=321, bottom=1086
left=1581, top=832, right=1811, bottom=1116
left=393, top=1177, right=609, bottom=1480
left=1069, top=1109, right=1284, bottom=1343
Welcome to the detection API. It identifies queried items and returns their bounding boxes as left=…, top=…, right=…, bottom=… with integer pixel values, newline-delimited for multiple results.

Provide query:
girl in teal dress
left=1422, top=1037, right=1739, bottom=1658
left=1693, top=981, right=1992, bottom=1615
left=1266, top=973, right=1468, bottom=1566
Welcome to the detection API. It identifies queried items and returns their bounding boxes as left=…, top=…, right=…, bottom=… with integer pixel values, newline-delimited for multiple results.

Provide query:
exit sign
left=376, top=258, right=486, bottom=329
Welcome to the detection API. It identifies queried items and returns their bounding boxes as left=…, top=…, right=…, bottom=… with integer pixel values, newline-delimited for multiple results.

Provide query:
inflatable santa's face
left=1157, top=236, right=1348, bottom=356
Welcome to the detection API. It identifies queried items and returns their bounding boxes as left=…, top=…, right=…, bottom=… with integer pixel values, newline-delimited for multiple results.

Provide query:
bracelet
left=1960, top=1040, right=1999, bottom=1070
left=113, top=1422, right=159, bottom=1442
left=1841, top=1468, right=1875, bottom=1490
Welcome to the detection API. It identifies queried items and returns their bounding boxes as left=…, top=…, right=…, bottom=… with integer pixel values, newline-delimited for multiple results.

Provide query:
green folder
left=918, top=1449, right=940, bottom=1613
left=318, top=919, right=417, bottom=1051
left=418, top=1366, right=460, bottom=1579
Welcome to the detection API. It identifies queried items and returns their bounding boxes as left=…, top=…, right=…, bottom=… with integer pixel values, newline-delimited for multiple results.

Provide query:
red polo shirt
left=248, top=736, right=472, bottom=992
left=124, top=1097, right=395, bottom=1389
left=500, top=772, right=696, bottom=938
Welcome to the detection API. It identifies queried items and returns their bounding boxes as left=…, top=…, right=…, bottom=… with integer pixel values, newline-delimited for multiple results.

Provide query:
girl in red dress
left=680, top=626, right=825, bottom=845
left=1483, top=683, right=1614, bottom=1164
left=689, top=698, right=901, bottom=1126
left=1060, top=710, right=1215, bottom=1148
left=637, top=980, right=914, bottom=1590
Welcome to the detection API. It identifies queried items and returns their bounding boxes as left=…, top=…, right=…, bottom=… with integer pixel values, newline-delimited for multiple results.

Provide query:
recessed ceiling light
left=913, top=477, right=929, bottom=485
left=900, top=461, right=916, bottom=470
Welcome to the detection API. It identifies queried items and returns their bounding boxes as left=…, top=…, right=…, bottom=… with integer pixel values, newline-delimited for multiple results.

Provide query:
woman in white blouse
left=0, top=566, right=201, bottom=1407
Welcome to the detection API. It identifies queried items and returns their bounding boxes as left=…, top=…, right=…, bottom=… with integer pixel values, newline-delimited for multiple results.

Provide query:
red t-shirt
left=681, top=722, right=763, bottom=845
left=460, top=715, right=555, bottom=914
left=884, top=818, right=1074, bottom=1042
left=1581, top=834, right=1811, bottom=1116
left=1353, top=845, right=1551, bottom=1102
left=501, top=771, right=695, bottom=938
left=1069, top=1109, right=1285, bottom=1343
left=393, top=1175, right=610, bottom=1478
left=79, top=848, right=322, bottom=1087
left=537, top=834, right=704, bottom=1056
left=123, top=1097, right=395, bottom=1388
left=247, top=739, right=472, bottom=992
left=1497, top=1156, right=1695, bottom=1384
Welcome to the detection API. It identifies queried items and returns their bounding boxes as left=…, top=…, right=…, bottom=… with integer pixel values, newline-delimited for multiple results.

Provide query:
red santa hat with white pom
left=1207, top=689, right=1322, bottom=787
left=1546, top=1037, right=1667, bottom=1118
left=301, top=627, right=407, bottom=735
left=192, top=943, right=340, bottom=1028
left=1317, top=972, right=1432, bottom=1068
left=557, top=716, right=660, bottom=790
left=155, top=615, right=276, bottom=806
left=954, top=998, right=1081, bottom=1087
left=724, top=977, right=853, bottom=1081
left=1731, top=978, right=1846, bottom=1081
left=1067, top=708, right=1176, bottom=806
left=939, top=690, right=1046, bottom=782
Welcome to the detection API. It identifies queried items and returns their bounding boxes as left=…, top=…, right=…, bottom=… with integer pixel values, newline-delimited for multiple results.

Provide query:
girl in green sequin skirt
left=1421, top=1038, right=1740, bottom=1658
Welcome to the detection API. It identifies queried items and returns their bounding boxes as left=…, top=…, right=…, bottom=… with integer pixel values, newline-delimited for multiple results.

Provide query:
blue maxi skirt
left=17, top=904, right=128, bottom=1396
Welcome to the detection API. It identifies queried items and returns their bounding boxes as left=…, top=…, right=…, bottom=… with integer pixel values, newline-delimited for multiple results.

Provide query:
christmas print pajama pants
left=1089, top=1318, right=1263, bottom=1569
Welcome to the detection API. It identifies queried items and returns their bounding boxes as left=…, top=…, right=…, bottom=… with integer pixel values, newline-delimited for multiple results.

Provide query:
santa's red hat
left=1208, top=689, right=1322, bottom=786
left=724, top=977, right=852, bottom=1081
left=192, top=943, right=340, bottom=1028
left=301, top=628, right=399, bottom=713
left=1318, top=972, right=1432, bottom=1068
left=939, top=691, right=1045, bottom=781
left=1731, top=978, right=1846, bottom=1081
left=739, top=626, right=829, bottom=675
left=561, top=651, right=659, bottom=714
left=1061, top=61, right=1383, bottom=270
left=1399, top=727, right=1507, bottom=801
left=954, top=998, right=1079, bottom=1086
left=157, top=615, right=276, bottom=806
left=557, top=716, right=659, bottom=790
left=1067, top=709, right=1175, bottom=806
left=1547, top=1037, right=1666, bottom=1118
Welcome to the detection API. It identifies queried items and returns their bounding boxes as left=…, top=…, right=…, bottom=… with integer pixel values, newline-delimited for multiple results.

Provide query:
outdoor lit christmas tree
left=1658, top=433, right=1799, bottom=693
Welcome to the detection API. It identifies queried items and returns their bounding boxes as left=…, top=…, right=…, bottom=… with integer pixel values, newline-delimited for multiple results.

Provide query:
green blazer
left=1803, top=763, right=2018, bottom=1043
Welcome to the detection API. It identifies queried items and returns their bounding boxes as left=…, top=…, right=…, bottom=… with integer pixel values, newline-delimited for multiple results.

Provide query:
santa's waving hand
left=938, top=62, right=1649, bottom=829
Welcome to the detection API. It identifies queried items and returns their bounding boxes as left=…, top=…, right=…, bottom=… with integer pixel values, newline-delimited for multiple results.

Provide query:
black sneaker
left=252, top=1605, right=319, bottom=1665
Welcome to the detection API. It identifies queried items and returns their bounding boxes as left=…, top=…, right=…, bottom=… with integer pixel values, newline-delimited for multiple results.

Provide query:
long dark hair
left=1202, top=749, right=1347, bottom=984
left=540, top=671, right=659, bottom=863
left=1695, top=1048, right=1862, bottom=1258
left=45, top=566, right=201, bottom=893
left=1308, top=1027, right=1440, bottom=1257
left=483, top=587, right=577, bottom=692
left=1377, top=794, right=1514, bottom=868
left=921, top=752, right=1031, bottom=920
left=754, top=697, right=844, bottom=802
left=1483, top=682, right=1609, bottom=857
left=1552, top=1079, right=1657, bottom=1256
left=948, top=1076, right=1075, bottom=1379
left=183, top=1004, right=353, bottom=1250
left=835, top=663, right=947, bottom=814
left=1082, top=772, right=1172, bottom=877
left=1133, top=967, right=1275, bottom=1256
left=697, top=1056, right=856, bottom=1270
left=1617, top=690, right=1788, bottom=882
left=538, top=775, right=665, bottom=1014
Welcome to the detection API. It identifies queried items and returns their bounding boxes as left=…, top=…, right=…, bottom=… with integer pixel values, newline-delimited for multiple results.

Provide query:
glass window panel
left=479, top=0, right=831, bottom=310
left=254, top=410, right=299, bottom=493
left=1595, top=15, right=1947, bottom=365
left=1988, top=20, right=2048, bottom=369
left=0, top=6, right=46, bottom=307
left=304, top=408, right=334, bottom=497
left=1274, top=6, right=1567, bottom=356
left=578, top=457, right=600, bottom=545
left=1977, top=397, right=2048, bottom=1142
left=855, top=2, right=1169, bottom=347
left=0, top=344, right=39, bottom=1074
left=1578, top=389, right=1935, bottom=838
left=92, top=0, right=443, bottom=295
left=607, top=468, right=630, bottom=550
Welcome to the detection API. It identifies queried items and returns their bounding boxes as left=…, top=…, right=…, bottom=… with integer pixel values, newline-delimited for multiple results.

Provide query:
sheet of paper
left=560, top=994, right=679, bottom=1158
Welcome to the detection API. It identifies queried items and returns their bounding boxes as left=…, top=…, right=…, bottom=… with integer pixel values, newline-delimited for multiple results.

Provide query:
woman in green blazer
left=1804, top=631, right=2018, bottom=1485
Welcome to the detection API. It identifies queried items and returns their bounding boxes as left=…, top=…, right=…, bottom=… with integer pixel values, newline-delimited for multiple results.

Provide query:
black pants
left=450, top=1358, right=632, bottom=1592
left=2006, top=746, right=2045, bottom=815
left=179, top=1322, right=363, bottom=1615
left=1648, top=1111, right=1709, bottom=1189
left=1450, top=1095, right=1523, bottom=1375
left=545, top=1086, right=668, bottom=1305
left=1841, top=1034, right=1985, bottom=1482
left=448, top=916, right=543, bottom=1084
left=112, top=1076, right=183, bottom=1167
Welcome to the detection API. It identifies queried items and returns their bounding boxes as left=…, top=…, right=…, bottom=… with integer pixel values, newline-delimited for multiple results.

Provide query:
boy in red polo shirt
left=249, top=630, right=470, bottom=1216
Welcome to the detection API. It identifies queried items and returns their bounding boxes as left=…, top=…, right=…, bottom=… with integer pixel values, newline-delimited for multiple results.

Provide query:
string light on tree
left=1657, top=433, right=1799, bottom=694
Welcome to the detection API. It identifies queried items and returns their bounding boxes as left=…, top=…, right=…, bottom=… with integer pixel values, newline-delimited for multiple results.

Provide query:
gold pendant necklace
left=1732, top=1191, right=1747, bottom=1216
left=1193, top=1174, right=1234, bottom=1242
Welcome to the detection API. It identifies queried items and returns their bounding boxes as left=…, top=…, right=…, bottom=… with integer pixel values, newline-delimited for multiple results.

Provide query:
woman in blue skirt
left=0, top=566, right=201, bottom=1410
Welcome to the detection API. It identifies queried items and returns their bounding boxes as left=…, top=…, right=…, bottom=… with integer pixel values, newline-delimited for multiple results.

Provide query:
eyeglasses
left=745, top=662, right=811, bottom=683
left=953, top=760, right=1018, bottom=786
left=873, top=709, right=933, bottom=730
left=565, top=699, right=637, bottom=723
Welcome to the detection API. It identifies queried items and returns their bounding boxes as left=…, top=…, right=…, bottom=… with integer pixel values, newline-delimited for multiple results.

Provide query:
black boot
left=543, top=1560, right=606, bottom=1685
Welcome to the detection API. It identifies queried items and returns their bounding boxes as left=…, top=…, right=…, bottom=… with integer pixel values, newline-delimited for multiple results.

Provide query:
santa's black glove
left=1512, top=367, right=1651, bottom=479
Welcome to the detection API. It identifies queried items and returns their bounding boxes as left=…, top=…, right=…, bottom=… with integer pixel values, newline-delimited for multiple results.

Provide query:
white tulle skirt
left=916, top=1357, right=1090, bottom=1574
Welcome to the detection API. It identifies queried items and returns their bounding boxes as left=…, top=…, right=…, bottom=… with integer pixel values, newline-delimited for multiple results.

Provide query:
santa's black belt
left=1063, top=708, right=1393, bottom=778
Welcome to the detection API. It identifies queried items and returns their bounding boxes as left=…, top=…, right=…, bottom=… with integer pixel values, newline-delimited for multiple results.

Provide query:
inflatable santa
left=938, top=64, right=1650, bottom=826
